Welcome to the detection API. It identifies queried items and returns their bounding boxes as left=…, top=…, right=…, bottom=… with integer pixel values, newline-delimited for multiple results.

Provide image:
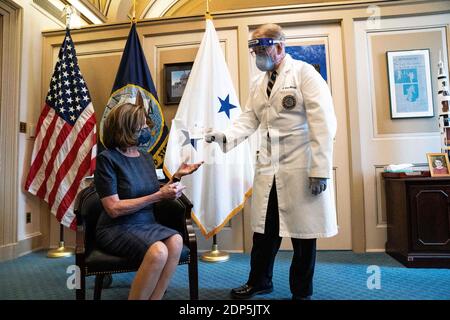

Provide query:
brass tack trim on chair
left=85, top=258, right=190, bottom=276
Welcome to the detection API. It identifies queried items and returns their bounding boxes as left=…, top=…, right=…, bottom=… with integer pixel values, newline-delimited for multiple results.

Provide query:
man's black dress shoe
left=230, top=283, right=273, bottom=299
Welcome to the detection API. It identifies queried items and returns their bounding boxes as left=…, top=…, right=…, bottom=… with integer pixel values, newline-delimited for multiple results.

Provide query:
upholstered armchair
left=74, top=184, right=198, bottom=300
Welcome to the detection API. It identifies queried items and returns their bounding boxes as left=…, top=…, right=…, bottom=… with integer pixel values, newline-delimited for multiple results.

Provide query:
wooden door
left=354, top=14, right=450, bottom=251
left=249, top=23, right=353, bottom=250
left=144, top=27, right=245, bottom=252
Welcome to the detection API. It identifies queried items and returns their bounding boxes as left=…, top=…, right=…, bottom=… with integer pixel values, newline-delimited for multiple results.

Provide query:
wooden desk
left=383, top=176, right=450, bottom=268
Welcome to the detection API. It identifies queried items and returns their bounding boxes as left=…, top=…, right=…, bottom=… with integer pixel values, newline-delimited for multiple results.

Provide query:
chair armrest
left=154, top=193, right=196, bottom=248
left=177, top=194, right=196, bottom=250
left=178, top=193, right=193, bottom=221
left=74, top=207, right=86, bottom=255
left=74, top=209, right=86, bottom=279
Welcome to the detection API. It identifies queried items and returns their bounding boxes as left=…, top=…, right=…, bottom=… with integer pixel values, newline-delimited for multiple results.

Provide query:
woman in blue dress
left=95, top=101, right=202, bottom=300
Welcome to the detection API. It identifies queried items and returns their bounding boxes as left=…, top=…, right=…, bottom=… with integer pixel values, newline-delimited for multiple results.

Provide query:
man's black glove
left=309, top=177, right=327, bottom=196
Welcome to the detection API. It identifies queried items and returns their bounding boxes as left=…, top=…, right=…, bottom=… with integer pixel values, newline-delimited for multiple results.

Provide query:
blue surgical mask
left=137, top=127, right=152, bottom=146
left=255, top=53, right=275, bottom=72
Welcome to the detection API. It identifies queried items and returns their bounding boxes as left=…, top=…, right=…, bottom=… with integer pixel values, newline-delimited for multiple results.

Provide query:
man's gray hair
left=252, top=23, right=285, bottom=41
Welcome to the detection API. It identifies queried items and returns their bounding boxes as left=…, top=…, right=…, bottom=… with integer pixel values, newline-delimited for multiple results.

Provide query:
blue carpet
left=0, top=250, right=449, bottom=300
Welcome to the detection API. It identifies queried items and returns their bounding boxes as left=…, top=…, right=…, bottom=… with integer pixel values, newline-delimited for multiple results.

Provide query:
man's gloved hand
left=205, top=130, right=226, bottom=144
left=309, top=177, right=327, bottom=196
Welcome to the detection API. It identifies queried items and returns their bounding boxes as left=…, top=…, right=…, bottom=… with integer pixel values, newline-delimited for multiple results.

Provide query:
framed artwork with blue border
left=285, top=43, right=328, bottom=82
left=386, top=49, right=434, bottom=119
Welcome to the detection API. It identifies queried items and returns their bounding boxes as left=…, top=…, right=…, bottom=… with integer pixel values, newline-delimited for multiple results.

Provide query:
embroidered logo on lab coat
left=282, top=95, right=296, bottom=109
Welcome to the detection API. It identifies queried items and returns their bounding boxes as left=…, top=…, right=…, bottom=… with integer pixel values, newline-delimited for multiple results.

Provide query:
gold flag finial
left=205, top=0, right=213, bottom=20
left=63, top=5, right=73, bottom=29
left=131, top=0, right=138, bottom=24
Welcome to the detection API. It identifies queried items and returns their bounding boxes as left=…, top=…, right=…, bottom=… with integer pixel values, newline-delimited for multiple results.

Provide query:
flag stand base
left=201, top=235, right=229, bottom=263
left=47, top=225, right=73, bottom=258
left=47, top=241, right=74, bottom=258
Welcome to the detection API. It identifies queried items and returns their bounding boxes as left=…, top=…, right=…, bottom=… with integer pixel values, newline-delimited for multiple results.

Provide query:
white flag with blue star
left=163, top=19, right=254, bottom=239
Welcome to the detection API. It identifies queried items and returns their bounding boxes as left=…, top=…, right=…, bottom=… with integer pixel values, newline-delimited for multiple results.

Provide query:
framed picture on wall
left=386, top=49, right=434, bottom=119
left=285, top=43, right=329, bottom=83
left=249, top=37, right=331, bottom=88
left=427, top=153, right=450, bottom=177
left=164, top=62, right=193, bottom=104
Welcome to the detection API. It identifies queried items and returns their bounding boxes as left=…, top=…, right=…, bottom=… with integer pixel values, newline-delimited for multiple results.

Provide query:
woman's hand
left=174, top=161, right=204, bottom=178
left=158, top=182, right=186, bottom=200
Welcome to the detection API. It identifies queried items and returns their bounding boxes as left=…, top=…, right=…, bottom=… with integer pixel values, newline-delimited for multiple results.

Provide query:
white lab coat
left=223, top=54, right=337, bottom=238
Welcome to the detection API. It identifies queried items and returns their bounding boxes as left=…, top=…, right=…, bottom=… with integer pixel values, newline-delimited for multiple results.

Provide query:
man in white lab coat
left=205, top=23, right=337, bottom=300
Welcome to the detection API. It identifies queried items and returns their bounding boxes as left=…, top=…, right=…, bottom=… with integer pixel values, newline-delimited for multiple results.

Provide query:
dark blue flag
left=100, top=23, right=168, bottom=168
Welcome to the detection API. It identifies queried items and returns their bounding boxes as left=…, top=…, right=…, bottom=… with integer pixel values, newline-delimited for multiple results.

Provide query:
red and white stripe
left=25, top=103, right=97, bottom=230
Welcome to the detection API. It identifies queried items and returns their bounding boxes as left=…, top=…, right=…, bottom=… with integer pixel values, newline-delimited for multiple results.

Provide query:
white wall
left=13, top=0, right=62, bottom=241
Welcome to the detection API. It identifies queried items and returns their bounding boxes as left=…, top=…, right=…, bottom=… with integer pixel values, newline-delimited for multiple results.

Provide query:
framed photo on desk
left=427, top=153, right=450, bottom=177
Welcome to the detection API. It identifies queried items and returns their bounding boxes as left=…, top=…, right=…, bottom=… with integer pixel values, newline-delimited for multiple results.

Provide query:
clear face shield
left=248, top=38, right=283, bottom=71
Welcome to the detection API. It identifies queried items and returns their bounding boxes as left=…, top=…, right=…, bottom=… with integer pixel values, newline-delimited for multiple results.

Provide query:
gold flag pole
left=48, top=6, right=76, bottom=258
left=200, top=0, right=229, bottom=263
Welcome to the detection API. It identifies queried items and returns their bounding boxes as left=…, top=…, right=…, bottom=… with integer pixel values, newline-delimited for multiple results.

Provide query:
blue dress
left=94, top=148, right=178, bottom=264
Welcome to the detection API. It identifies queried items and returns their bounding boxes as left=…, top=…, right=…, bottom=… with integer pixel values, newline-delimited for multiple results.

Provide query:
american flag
left=25, top=29, right=96, bottom=230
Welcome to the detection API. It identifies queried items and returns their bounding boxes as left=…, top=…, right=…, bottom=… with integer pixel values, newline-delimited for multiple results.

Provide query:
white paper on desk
left=385, top=163, right=414, bottom=172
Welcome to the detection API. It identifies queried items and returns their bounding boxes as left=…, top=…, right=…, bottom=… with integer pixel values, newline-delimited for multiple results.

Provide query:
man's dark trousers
left=247, top=180, right=317, bottom=298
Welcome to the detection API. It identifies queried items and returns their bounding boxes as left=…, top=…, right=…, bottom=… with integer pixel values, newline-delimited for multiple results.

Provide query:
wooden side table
left=383, top=175, right=450, bottom=268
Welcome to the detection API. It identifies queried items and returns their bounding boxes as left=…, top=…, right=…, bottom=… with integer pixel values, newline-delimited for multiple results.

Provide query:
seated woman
left=95, top=101, right=202, bottom=300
